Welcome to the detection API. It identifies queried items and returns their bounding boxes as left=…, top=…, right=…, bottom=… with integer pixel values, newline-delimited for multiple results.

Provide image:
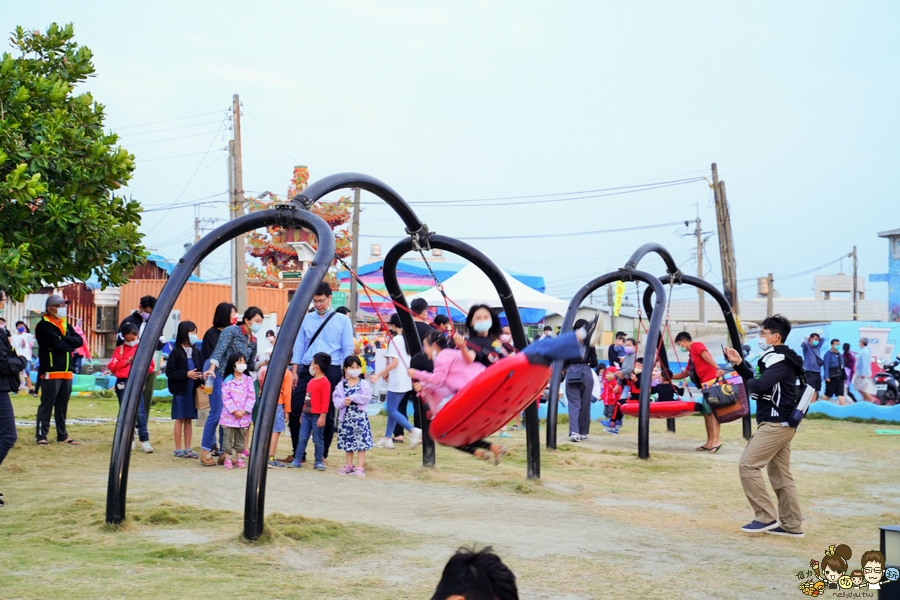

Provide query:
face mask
left=125, top=340, right=138, bottom=347
left=634, top=368, right=643, bottom=375
left=811, top=339, right=819, bottom=347
left=54, top=307, right=67, bottom=318
left=758, top=334, right=773, bottom=351
left=250, top=322, right=262, bottom=334
left=231, top=316, right=238, bottom=325
left=605, top=373, right=615, bottom=380
left=473, top=320, right=492, bottom=333
left=678, top=345, right=688, bottom=353
left=188, top=333, right=198, bottom=345
left=500, top=334, right=512, bottom=343
left=268, top=337, right=276, bottom=344
left=17, top=326, right=25, bottom=333
left=235, top=363, right=247, bottom=373
left=140, top=311, right=151, bottom=321
left=347, top=368, right=361, bottom=378
left=308, top=366, right=317, bottom=376
left=623, top=346, right=635, bottom=355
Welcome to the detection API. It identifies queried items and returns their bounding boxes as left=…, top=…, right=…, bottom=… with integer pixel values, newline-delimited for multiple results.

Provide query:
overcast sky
left=6, top=1, right=899, bottom=307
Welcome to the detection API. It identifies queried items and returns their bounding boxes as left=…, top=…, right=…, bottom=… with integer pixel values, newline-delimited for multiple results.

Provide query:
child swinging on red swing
left=408, top=305, right=600, bottom=464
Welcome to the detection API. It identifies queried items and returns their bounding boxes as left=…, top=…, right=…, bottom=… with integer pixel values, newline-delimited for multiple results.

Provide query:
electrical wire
left=360, top=220, right=686, bottom=241
left=126, top=129, right=224, bottom=147
left=111, top=110, right=226, bottom=130
left=118, top=119, right=227, bottom=137
left=139, top=150, right=226, bottom=163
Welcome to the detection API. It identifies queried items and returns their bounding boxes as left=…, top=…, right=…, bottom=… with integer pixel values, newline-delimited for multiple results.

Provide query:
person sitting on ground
left=431, top=546, right=519, bottom=600
left=671, top=331, right=725, bottom=454
left=108, top=323, right=154, bottom=453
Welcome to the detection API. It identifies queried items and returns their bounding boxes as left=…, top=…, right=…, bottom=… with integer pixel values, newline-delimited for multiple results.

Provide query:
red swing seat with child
left=428, top=353, right=551, bottom=446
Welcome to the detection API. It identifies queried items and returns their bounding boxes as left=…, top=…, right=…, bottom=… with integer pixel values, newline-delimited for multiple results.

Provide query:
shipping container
left=119, top=281, right=290, bottom=331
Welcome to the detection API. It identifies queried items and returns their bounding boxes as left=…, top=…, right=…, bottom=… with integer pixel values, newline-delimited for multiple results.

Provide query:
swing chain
left=405, top=224, right=432, bottom=253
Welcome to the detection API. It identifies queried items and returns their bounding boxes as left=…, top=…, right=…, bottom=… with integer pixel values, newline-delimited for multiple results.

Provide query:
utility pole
left=348, top=188, right=361, bottom=328
left=194, top=214, right=202, bottom=278
left=852, top=246, right=858, bottom=321
left=231, top=94, right=247, bottom=312
left=712, top=163, right=739, bottom=317
left=607, top=284, right=615, bottom=333
left=767, top=273, right=774, bottom=317
left=694, top=217, right=706, bottom=323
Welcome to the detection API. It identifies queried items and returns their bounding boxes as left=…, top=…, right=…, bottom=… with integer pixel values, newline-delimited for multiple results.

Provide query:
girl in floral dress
left=333, top=356, right=373, bottom=477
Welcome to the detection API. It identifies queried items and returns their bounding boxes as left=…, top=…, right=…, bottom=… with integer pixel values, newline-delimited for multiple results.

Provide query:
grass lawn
left=2, top=393, right=899, bottom=599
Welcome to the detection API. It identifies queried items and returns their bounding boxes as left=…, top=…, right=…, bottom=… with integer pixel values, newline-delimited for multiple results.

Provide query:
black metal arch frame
left=105, top=205, right=336, bottom=541
left=382, top=234, right=541, bottom=479
left=640, top=273, right=752, bottom=441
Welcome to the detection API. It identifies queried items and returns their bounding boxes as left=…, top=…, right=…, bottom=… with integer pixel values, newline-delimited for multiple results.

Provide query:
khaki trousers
left=221, top=426, right=247, bottom=456
left=738, top=421, right=803, bottom=532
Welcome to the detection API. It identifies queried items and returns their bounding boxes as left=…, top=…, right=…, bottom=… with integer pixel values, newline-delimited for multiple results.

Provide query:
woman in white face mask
left=167, top=321, right=204, bottom=459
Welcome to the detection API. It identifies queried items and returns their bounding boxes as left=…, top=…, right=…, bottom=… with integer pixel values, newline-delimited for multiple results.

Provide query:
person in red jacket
left=108, top=323, right=155, bottom=453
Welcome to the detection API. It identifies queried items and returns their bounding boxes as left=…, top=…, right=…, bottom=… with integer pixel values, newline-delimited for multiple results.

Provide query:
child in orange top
left=107, top=323, right=155, bottom=452
left=261, top=366, right=293, bottom=468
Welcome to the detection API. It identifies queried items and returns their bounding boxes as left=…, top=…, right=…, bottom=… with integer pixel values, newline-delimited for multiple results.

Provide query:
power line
left=244, top=110, right=299, bottom=164
left=127, top=128, right=224, bottom=147
left=141, top=191, right=228, bottom=210
left=111, top=110, right=226, bottom=130
left=360, top=220, right=686, bottom=241
left=118, top=119, right=226, bottom=137
left=139, top=150, right=225, bottom=163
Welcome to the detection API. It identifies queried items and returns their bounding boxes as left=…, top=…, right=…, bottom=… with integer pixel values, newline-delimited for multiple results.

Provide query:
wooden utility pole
left=348, top=188, right=361, bottom=327
left=695, top=217, right=705, bottom=323
left=712, top=163, right=739, bottom=317
left=767, top=273, right=774, bottom=317
left=852, top=246, right=858, bottom=321
left=194, top=214, right=202, bottom=278
left=231, top=94, right=247, bottom=312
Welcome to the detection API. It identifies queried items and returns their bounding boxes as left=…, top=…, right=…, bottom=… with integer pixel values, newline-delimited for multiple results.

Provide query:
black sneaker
left=740, top=520, right=778, bottom=533
left=765, top=526, right=804, bottom=538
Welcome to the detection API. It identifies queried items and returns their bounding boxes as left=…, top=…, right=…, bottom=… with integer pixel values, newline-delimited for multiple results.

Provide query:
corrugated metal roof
left=146, top=253, right=204, bottom=283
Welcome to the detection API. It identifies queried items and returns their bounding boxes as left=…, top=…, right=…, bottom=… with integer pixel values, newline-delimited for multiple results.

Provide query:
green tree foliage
left=0, top=23, right=144, bottom=300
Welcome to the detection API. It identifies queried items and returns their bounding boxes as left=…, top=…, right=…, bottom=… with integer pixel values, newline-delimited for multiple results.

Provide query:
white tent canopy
left=409, top=263, right=569, bottom=316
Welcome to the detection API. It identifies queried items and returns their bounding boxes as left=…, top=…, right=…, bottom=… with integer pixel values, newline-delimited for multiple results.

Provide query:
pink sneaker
left=223, top=458, right=234, bottom=469
left=353, top=467, right=366, bottom=478
left=336, top=464, right=354, bottom=475
left=241, top=450, right=249, bottom=459
left=235, top=458, right=246, bottom=469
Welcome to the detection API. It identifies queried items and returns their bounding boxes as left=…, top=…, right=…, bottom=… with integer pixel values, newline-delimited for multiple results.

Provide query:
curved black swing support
left=105, top=203, right=336, bottom=540
left=640, top=273, right=752, bottom=441
left=546, top=244, right=677, bottom=459
left=382, top=233, right=541, bottom=479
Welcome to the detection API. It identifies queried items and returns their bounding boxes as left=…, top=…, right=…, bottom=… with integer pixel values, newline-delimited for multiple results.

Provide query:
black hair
left=674, top=331, right=692, bottom=343
left=175, top=320, right=197, bottom=347
left=410, top=298, right=429, bottom=315
left=423, top=329, right=451, bottom=350
left=809, top=332, right=820, bottom=340
left=760, top=314, right=791, bottom=345
left=830, top=339, right=840, bottom=345
left=223, top=351, right=247, bottom=378
left=625, top=337, right=636, bottom=345
left=312, top=352, right=331, bottom=372
left=843, top=342, right=851, bottom=352
left=242, top=306, right=264, bottom=325
left=431, top=546, right=518, bottom=600
left=543, top=325, right=552, bottom=332
left=139, top=295, right=157, bottom=310
left=314, top=282, right=333, bottom=297
left=433, top=314, right=450, bottom=327
left=573, top=318, right=589, bottom=330
left=120, top=323, right=139, bottom=337
left=15, top=321, right=29, bottom=333
left=374, top=341, right=382, bottom=349
left=388, top=313, right=403, bottom=328
left=466, top=304, right=500, bottom=338
left=635, top=357, right=644, bottom=364
left=335, top=306, right=350, bottom=315
left=615, top=331, right=626, bottom=339
left=343, top=355, right=362, bottom=369
left=266, top=330, right=276, bottom=338
left=212, top=302, right=237, bottom=328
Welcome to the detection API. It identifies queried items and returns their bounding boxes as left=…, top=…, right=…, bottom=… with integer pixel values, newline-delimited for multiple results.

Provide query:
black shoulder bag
left=303, top=312, right=337, bottom=365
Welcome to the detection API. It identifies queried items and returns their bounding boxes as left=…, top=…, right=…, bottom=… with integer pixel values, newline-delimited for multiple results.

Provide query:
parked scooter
left=874, top=356, right=900, bottom=406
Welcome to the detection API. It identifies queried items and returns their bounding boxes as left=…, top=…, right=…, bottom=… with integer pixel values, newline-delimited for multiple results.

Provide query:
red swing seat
left=619, top=400, right=701, bottom=419
left=429, top=353, right=551, bottom=447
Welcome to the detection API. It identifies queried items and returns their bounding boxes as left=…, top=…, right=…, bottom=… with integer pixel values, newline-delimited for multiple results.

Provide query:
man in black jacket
left=0, top=286, right=26, bottom=505
left=117, top=295, right=166, bottom=423
left=724, top=314, right=804, bottom=538
left=34, top=295, right=83, bottom=445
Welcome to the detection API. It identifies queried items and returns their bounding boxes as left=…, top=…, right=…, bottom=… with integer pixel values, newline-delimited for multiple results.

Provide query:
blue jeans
left=522, top=331, right=584, bottom=363
left=0, top=391, right=17, bottom=467
left=385, top=390, right=414, bottom=438
left=115, top=379, right=150, bottom=443
left=201, top=359, right=224, bottom=451
left=296, top=412, right=325, bottom=465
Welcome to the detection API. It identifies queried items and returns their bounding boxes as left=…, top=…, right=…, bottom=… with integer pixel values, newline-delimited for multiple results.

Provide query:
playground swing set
left=104, top=173, right=749, bottom=541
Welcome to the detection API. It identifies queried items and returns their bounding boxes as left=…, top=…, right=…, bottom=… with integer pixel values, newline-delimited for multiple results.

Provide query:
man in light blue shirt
left=855, top=337, right=876, bottom=403
left=287, top=283, right=355, bottom=464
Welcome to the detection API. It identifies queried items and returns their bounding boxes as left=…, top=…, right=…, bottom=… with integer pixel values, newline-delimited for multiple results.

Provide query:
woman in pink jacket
left=408, top=330, right=508, bottom=465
